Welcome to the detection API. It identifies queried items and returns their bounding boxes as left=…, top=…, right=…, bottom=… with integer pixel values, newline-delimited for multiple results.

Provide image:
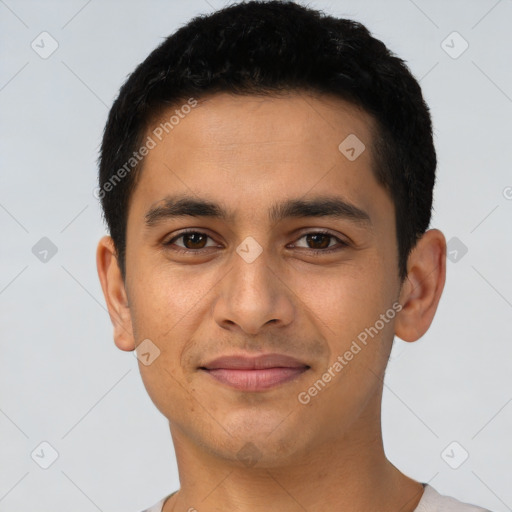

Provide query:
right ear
left=96, top=236, right=135, bottom=351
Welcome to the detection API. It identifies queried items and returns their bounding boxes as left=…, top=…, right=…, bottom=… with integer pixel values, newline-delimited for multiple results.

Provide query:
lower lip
left=202, top=367, right=309, bottom=391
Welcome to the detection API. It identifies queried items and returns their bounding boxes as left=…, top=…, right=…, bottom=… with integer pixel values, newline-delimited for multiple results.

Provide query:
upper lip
left=201, top=353, right=310, bottom=370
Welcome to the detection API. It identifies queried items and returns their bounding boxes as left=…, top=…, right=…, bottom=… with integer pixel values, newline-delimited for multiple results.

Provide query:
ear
left=395, top=229, right=446, bottom=342
left=96, top=235, right=135, bottom=351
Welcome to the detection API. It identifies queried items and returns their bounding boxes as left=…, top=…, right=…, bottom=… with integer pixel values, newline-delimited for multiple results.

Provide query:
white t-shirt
left=140, top=484, right=493, bottom=512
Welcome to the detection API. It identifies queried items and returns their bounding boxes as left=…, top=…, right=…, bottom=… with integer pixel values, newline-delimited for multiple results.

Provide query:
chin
left=207, top=416, right=310, bottom=467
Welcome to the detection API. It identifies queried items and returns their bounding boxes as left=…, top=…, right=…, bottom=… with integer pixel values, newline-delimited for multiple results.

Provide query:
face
left=109, top=92, right=407, bottom=466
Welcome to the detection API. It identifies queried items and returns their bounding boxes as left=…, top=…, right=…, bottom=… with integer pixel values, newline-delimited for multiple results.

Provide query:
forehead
left=148, top=91, right=375, bottom=153
left=128, top=91, right=387, bottom=227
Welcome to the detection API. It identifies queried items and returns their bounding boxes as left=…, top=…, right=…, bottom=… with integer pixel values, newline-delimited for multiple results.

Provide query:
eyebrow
left=144, top=194, right=372, bottom=228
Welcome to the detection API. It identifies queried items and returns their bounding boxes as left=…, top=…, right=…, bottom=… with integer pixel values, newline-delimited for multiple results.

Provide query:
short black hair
left=98, top=0, right=436, bottom=283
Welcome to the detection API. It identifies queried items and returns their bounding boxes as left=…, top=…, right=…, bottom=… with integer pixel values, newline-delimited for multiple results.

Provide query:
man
left=96, top=1, right=493, bottom=511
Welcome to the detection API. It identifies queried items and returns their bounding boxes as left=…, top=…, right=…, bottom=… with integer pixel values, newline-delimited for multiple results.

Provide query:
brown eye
left=165, top=231, right=218, bottom=251
left=305, top=233, right=331, bottom=249
left=291, top=231, right=348, bottom=253
left=181, top=232, right=208, bottom=249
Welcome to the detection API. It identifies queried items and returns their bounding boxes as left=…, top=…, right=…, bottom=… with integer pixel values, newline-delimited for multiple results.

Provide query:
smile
left=199, top=353, right=311, bottom=391
left=201, top=366, right=310, bottom=391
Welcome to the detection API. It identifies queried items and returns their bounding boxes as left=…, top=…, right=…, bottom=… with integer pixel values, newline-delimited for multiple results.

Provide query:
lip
left=202, top=353, right=308, bottom=370
left=199, top=353, right=310, bottom=391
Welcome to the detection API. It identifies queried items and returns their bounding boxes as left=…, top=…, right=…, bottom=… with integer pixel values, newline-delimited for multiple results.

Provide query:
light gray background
left=1, top=0, right=511, bottom=510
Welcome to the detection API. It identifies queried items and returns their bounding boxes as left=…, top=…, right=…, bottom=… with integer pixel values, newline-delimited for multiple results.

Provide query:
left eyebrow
left=268, top=196, right=372, bottom=227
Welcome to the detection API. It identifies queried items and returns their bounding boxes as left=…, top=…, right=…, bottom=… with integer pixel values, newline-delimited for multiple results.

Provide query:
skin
left=97, top=91, right=446, bottom=512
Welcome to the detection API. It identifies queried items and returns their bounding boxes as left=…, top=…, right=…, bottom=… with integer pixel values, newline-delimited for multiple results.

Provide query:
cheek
left=129, top=263, right=216, bottom=339
left=128, top=266, right=219, bottom=395
left=298, top=261, right=385, bottom=323
left=130, top=271, right=206, bottom=418
left=296, top=257, right=396, bottom=355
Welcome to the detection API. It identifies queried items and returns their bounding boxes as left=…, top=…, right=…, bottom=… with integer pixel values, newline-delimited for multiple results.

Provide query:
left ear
left=395, top=228, right=446, bottom=342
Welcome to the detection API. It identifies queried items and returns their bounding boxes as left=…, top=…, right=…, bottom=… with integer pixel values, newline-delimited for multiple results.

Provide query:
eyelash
left=163, top=229, right=349, bottom=255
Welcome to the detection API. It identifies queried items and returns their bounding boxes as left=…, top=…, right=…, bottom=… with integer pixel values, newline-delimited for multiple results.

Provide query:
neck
left=163, top=391, right=425, bottom=512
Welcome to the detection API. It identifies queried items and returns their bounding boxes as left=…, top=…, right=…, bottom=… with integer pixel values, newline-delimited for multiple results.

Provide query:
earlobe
left=394, top=229, right=447, bottom=343
left=96, top=236, right=135, bottom=351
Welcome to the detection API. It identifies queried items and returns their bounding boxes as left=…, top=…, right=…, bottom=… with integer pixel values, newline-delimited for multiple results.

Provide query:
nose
left=212, top=248, right=295, bottom=335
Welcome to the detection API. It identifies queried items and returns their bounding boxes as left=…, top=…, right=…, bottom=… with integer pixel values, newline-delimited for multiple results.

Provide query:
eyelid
left=289, top=230, right=349, bottom=250
left=164, top=229, right=220, bottom=248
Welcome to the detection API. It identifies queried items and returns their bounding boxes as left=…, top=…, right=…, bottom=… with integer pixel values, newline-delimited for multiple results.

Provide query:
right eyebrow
left=145, top=196, right=230, bottom=227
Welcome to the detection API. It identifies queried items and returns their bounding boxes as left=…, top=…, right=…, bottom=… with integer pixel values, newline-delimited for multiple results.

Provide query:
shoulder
left=139, top=500, right=163, bottom=512
left=140, top=487, right=494, bottom=512
left=140, top=490, right=177, bottom=512
left=139, top=497, right=165, bottom=512
left=415, top=485, right=493, bottom=512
